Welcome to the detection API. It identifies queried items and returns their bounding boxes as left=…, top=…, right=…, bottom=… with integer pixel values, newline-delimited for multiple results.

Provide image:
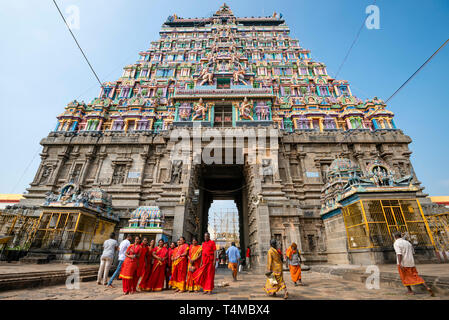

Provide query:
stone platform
left=0, top=262, right=99, bottom=292
left=311, top=263, right=449, bottom=296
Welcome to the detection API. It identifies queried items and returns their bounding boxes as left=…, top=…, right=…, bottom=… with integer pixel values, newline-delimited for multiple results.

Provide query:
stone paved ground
left=0, top=268, right=445, bottom=300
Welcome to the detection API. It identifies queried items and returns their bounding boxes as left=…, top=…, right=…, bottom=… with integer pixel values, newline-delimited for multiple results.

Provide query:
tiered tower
left=18, top=4, right=433, bottom=266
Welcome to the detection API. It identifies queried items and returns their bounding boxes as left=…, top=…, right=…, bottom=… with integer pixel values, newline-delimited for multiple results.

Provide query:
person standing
left=286, top=242, right=304, bottom=286
left=165, top=241, right=176, bottom=289
left=144, top=239, right=168, bottom=291
left=97, top=233, right=118, bottom=285
left=393, top=231, right=434, bottom=296
left=193, top=232, right=217, bottom=294
left=169, top=237, right=189, bottom=292
left=219, top=248, right=226, bottom=266
left=136, top=237, right=150, bottom=291
left=186, top=238, right=202, bottom=292
left=226, top=242, right=240, bottom=281
left=119, top=236, right=142, bottom=295
left=264, top=239, right=288, bottom=299
left=107, top=234, right=132, bottom=288
left=246, top=247, right=251, bottom=270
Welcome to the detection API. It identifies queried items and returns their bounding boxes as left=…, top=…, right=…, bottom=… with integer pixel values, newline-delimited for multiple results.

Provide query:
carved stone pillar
left=94, top=153, right=107, bottom=185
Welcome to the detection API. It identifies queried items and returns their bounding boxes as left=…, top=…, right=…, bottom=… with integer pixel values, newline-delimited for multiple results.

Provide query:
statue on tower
left=192, top=98, right=210, bottom=121
left=199, top=66, right=214, bottom=86
left=233, top=64, right=247, bottom=85
left=239, top=97, right=254, bottom=121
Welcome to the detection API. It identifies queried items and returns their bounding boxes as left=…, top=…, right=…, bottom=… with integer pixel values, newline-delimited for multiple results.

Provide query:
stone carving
left=44, top=191, right=58, bottom=205
left=39, top=166, right=52, bottom=184
left=262, top=159, right=274, bottom=183
left=170, top=160, right=183, bottom=184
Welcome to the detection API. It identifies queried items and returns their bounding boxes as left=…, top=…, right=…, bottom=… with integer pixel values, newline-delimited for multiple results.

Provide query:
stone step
left=0, top=267, right=101, bottom=292
left=311, top=265, right=449, bottom=297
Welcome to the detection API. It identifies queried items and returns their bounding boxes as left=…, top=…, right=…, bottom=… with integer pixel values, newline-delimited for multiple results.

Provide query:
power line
left=334, top=0, right=377, bottom=79
left=52, top=0, right=103, bottom=87
left=11, top=147, right=41, bottom=194
left=385, top=38, right=449, bottom=103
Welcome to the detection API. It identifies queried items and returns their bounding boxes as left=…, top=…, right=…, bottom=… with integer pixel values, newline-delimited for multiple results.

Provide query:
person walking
left=393, top=231, right=434, bottom=296
left=286, top=242, right=304, bottom=286
left=226, top=242, right=240, bottom=281
left=246, top=247, right=251, bottom=270
left=264, top=239, right=288, bottom=299
left=97, top=233, right=118, bottom=285
left=107, top=234, right=132, bottom=288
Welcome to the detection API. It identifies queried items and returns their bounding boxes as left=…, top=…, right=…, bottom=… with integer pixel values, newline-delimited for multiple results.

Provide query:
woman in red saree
left=193, top=232, right=216, bottom=294
left=119, top=236, right=142, bottom=294
left=169, top=237, right=189, bottom=292
left=135, top=237, right=149, bottom=290
left=186, top=238, right=202, bottom=292
left=145, top=239, right=168, bottom=291
left=138, top=238, right=154, bottom=291
left=165, top=242, right=175, bottom=289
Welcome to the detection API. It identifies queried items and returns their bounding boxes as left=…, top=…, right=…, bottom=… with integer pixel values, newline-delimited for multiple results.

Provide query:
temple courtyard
left=0, top=264, right=447, bottom=300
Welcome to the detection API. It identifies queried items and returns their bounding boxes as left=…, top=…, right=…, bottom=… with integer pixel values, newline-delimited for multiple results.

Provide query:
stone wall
left=17, top=127, right=425, bottom=267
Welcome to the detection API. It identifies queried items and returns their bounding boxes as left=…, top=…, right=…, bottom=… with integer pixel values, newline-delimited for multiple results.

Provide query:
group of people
left=98, top=230, right=434, bottom=299
left=263, top=240, right=304, bottom=299
left=97, top=232, right=217, bottom=295
left=263, top=232, right=435, bottom=299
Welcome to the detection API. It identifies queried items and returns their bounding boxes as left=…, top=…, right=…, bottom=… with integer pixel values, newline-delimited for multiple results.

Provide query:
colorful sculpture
left=52, top=4, right=397, bottom=133
left=239, top=97, right=254, bottom=121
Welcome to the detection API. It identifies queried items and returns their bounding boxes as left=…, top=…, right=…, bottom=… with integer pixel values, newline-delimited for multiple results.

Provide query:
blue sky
left=1, top=0, right=448, bottom=200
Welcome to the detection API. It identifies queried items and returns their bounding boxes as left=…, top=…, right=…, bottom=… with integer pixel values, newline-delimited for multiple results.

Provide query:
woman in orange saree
left=186, top=238, right=202, bottom=292
left=145, top=239, right=168, bottom=291
left=119, top=236, right=142, bottom=294
left=169, top=237, right=189, bottom=292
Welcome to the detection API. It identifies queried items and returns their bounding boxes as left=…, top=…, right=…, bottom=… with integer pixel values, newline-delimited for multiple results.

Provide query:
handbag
left=268, top=274, right=278, bottom=286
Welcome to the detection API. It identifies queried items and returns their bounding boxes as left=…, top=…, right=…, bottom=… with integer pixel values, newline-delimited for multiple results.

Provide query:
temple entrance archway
left=189, top=164, right=250, bottom=263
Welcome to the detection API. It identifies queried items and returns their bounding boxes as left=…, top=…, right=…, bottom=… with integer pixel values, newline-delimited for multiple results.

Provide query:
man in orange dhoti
left=186, top=238, right=202, bottom=292
left=264, top=239, right=288, bottom=299
left=393, top=231, right=434, bottom=296
left=285, top=242, right=304, bottom=286
left=119, top=236, right=142, bottom=295
left=145, top=239, right=168, bottom=291
left=226, top=242, right=240, bottom=281
left=193, top=232, right=216, bottom=294
left=169, top=237, right=189, bottom=292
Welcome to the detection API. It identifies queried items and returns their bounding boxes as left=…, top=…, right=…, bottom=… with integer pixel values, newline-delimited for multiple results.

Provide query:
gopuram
left=8, top=4, right=441, bottom=267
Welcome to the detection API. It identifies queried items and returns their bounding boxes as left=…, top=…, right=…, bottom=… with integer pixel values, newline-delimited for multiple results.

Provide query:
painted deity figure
left=199, top=67, right=214, bottom=86
left=233, top=66, right=247, bottom=85
left=239, top=97, right=254, bottom=121
left=179, top=104, right=192, bottom=120
left=192, top=98, right=208, bottom=121
left=258, top=105, right=269, bottom=121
